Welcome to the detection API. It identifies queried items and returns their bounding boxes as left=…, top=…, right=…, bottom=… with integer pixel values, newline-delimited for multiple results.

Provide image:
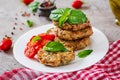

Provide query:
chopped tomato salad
left=24, top=32, right=55, bottom=58
left=39, top=33, right=55, bottom=41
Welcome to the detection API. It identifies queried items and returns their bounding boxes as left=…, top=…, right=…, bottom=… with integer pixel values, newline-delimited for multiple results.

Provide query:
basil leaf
left=26, top=20, right=33, bottom=27
left=51, top=8, right=65, bottom=14
left=80, top=12, right=87, bottom=23
left=49, top=8, right=87, bottom=25
left=59, top=8, right=72, bottom=26
left=46, top=28, right=51, bottom=34
left=32, top=36, right=41, bottom=42
left=77, top=50, right=93, bottom=58
left=67, top=15, right=82, bottom=24
left=49, top=8, right=65, bottom=21
left=44, top=41, right=68, bottom=52
left=67, top=10, right=87, bottom=24
left=28, top=2, right=40, bottom=13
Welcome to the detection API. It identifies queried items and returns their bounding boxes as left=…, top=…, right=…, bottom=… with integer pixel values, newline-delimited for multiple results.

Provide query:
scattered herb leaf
left=44, top=41, right=68, bottom=52
left=26, top=20, right=33, bottom=27
left=28, top=2, right=40, bottom=13
left=77, top=49, right=93, bottom=58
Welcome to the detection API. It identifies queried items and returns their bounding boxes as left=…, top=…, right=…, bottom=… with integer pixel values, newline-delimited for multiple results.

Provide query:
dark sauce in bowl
left=38, top=1, right=56, bottom=17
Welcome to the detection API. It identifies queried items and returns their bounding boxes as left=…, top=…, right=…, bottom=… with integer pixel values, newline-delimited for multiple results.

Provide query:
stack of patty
left=53, top=20, right=93, bottom=51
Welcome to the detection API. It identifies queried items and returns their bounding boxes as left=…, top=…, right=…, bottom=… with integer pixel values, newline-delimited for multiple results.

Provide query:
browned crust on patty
left=54, top=26, right=93, bottom=40
left=37, top=48, right=75, bottom=67
left=53, top=20, right=90, bottom=31
left=54, top=37, right=91, bottom=51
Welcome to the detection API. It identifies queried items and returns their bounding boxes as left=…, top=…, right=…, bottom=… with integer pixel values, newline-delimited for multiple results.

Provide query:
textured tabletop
left=0, top=0, right=120, bottom=74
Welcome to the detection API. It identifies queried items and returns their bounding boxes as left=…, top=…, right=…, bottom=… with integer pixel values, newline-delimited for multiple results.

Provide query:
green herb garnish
left=49, top=8, right=87, bottom=26
left=49, top=8, right=65, bottom=21
left=46, top=29, right=51, bottom=34
left=67, top=9, right=87, bottom=24
left=46, top=28, right=53, bottom=34
left=77, top=49, right=93, bottom=58
left=32, top=36, right=41, bottom=42
left=28, top=2, right=40, bottom=13
left=26, top=20, right=33, bottom=27
left=59, top=8, right=72, bottom=26
left=44, top=41, right=68, bottom=52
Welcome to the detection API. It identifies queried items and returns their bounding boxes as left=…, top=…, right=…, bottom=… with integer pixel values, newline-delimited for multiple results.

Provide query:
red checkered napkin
left=0, top=40, right=120, bottom=80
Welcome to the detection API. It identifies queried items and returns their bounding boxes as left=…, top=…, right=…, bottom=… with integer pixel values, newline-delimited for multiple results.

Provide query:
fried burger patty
left=54, top=26, right=93, bottom=40
left=54, top=37, right=91, bottom=51
left=53, top=20, right=90, bottom=31
left=37, top=48, right=75, bottom=67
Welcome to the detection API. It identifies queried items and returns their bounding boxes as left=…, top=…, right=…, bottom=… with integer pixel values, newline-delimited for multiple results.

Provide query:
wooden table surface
left=0, top=0, right=120, bottom=74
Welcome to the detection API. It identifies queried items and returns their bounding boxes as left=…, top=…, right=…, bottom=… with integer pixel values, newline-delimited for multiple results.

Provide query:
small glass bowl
left=38, top=2, right=56, bottom=17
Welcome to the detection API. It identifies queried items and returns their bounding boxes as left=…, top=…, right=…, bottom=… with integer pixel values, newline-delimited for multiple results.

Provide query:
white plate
left=13, top=24, right=109, bottom=73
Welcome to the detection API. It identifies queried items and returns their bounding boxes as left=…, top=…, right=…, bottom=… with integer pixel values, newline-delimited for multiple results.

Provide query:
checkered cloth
left=0, top=40, right=120, bottom=80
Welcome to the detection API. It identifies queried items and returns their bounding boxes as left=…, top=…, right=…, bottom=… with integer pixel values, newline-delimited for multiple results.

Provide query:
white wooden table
left=0, top=0, right=120, bottom=74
